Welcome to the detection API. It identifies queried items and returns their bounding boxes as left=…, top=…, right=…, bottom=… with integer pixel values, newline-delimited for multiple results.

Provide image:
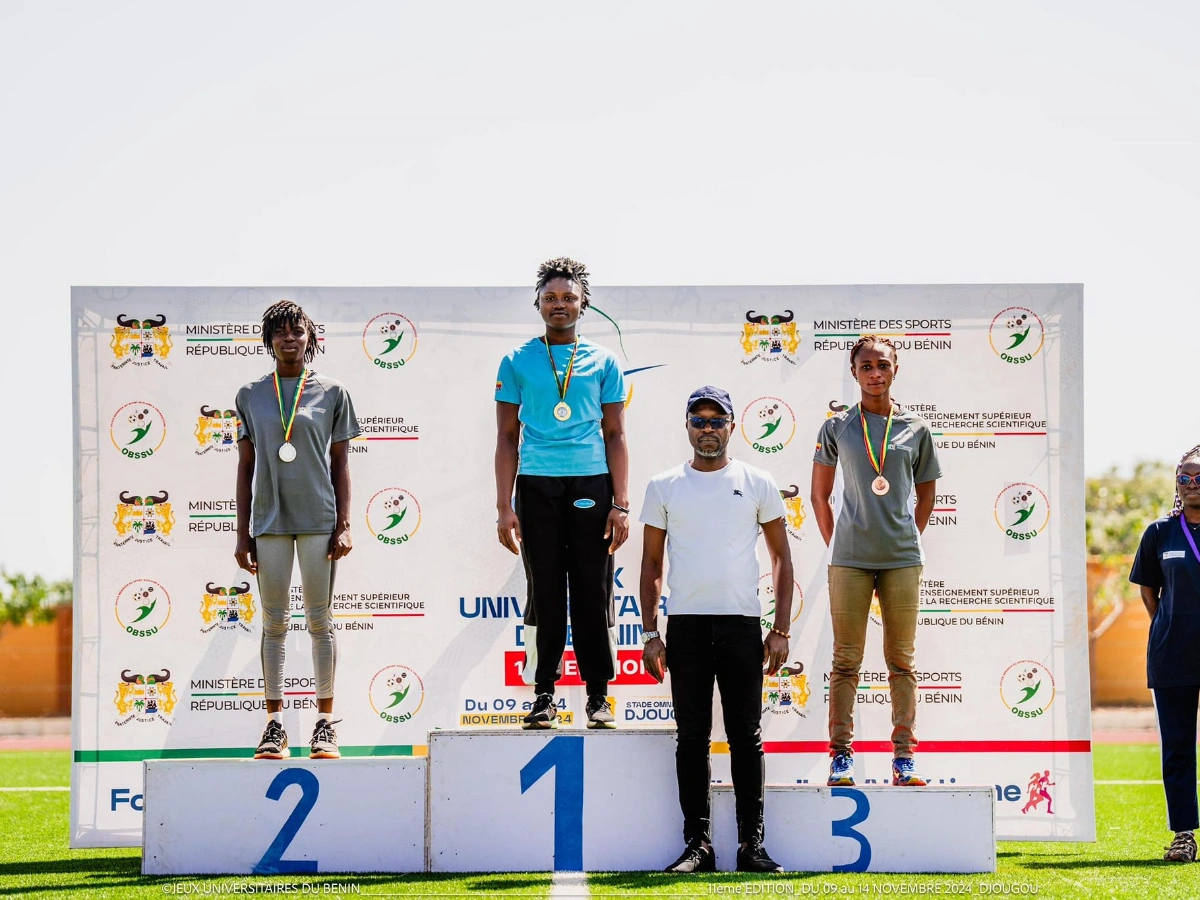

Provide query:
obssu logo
left=194, top=406, right=240, bottom=455
left=779, top=484, right=806, bottom=540
left=199, top=582, right=256, bottom=634
left=994, top=483, right=1050, bottom=541
left=762, top=660, right=811, bottom=717
left=113, top=491, right=175, bottom=546
left=1000, top=660, right=1056, bottom=720
left=114, top=580, right=171, bottom=638
left=740, top=397, right=796, bottom=455
left=369, top=665, right=425, bottom=724
left=366, top=488, right=422, bottom=547
left=989, top=307, right=1045, bottom=365
left=363, top=313, right=417, bottom=370
left=114, top=668, right=178, bottom=725
left=110, top=314, right=172, bottom=369
left=758, top=574, right=804, bottom=631
left=741, top=309, right=799, bottom=365
left=110, top=402, right=167, bottom=460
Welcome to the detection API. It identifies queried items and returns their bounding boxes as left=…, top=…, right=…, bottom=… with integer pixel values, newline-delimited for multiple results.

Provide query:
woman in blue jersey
left=1130, top=444, right=1200, bottom=862
left=494, top=257, right=630, bottom=730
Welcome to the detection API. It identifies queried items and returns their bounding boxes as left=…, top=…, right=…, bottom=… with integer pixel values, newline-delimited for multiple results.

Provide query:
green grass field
left=0, top=746, right=1195, bottom=899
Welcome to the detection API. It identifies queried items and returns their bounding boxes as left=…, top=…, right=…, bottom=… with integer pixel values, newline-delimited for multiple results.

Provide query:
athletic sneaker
left=523, top=693, right=558, bottom=730
left=309, top=717, right=342, bottom=759
left=828, top=752, right=855, bottom=786
left=254, top=719, right=288, bottom=759
left=664, top=838, right=715, bottom=873
left=1165, top=830, right=1197, bottom=862
left=586, top=695, right=616, bottom=729
left=891, top=757, right=927, bottom=786
left=736, top=841, right=784, bottom=873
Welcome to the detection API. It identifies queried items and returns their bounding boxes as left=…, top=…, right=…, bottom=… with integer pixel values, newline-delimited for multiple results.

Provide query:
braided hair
left=261, top=301, right=319, bottom=363
left=1170, top=444, right=1200, bottom=517
left=849, top=334, right=898, bottom=366
left=534, top=257, right=591, bottom=310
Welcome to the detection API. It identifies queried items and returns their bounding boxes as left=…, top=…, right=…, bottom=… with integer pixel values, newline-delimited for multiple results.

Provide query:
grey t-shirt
left=813, top=404, right=941, bottom=569
left=235, top=371, right=361, bottom=537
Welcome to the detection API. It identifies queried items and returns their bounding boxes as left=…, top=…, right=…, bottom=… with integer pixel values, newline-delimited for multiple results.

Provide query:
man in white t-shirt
left=639, top=385, right=794, bottom=874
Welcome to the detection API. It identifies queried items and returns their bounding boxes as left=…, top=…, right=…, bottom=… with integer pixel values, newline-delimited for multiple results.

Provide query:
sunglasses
left=688, top=416, right=732, bottom=430
left=1178, top=474, right=1200, bottom=486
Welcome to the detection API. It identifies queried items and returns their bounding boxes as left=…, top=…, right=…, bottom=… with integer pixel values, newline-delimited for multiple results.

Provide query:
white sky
left=1, top=1, right=1195, bottom=579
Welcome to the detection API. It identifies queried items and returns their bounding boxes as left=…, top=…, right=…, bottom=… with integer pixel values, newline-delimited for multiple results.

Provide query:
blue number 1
left=830, top=787, right=872, bottom=873
left=253, top=769, right=320, bottom=874
left=520, top=735, right=584, bottom=871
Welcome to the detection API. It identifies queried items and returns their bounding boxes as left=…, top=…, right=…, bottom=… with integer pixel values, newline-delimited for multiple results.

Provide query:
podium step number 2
left=141, top=758, right=425, bottom=875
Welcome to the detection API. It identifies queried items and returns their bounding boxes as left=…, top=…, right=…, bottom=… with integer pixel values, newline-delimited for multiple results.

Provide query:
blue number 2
left=520, top=735, right=584, bottom=871
left=252, top=769, right=320, bottom=874
left=830, top=787, right=872, bottom=873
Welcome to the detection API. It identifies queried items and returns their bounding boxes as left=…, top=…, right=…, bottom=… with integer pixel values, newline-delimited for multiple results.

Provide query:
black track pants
left=516, top=473, right=617, bottom=695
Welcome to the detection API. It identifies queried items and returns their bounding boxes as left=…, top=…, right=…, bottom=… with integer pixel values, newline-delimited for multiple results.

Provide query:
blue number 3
left=830, top=787, right=872, bottom=873
left=253, top=769, right=320, bottom=874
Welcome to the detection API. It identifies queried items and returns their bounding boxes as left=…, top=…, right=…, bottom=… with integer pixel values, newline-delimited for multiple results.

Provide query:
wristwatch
left=640, top=630, right=661, bottom=644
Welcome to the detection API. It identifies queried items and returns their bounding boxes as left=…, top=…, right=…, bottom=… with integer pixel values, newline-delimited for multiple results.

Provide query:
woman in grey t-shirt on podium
left=234, top=301, right=361, bottom=760
left=810, top=334, right=941, bottom=788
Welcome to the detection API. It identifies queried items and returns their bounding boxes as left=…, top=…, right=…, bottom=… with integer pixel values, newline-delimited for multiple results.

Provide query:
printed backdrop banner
left=71, top=285, right=1089, bottom=848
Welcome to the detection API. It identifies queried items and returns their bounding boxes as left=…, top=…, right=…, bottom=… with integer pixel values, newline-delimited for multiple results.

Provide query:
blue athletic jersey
left=1130, top=515, right=1200, bottom=688
left=495, top=336, right=626, bottom=477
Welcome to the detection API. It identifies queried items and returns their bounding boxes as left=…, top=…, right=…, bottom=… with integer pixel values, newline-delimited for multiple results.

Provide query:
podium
left=141, top=757, right=425, bottom=875
left=712, top=784, right=995, bottom=873
left=427, top=729, right=683, bottom=872
left=141, top=731, right=996, bottom=874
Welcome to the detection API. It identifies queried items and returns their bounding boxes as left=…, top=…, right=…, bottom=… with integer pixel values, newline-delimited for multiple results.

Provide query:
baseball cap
left=686, top=385, right=734, bottom=415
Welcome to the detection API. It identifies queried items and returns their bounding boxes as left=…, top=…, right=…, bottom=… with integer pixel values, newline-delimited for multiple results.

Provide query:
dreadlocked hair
left=534, top=257, right=591, bottom=309
left=850, top=334, right=898, bottom=366
left=261, top=300, right=319, bottom=364
left=1170, top=444, right=1200, bottom=517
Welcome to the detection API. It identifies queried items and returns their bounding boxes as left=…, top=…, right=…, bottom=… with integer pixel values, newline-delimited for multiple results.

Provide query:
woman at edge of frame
left=810, top=333, right=941, bottom=788
left=234, top=300, right=361, bottom=760
left=1129, top=444, right=1200, bottom=863
left=494, top=257, right=630, bottom=730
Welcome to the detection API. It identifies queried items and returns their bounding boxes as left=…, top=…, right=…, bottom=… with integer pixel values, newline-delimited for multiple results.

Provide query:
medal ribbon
left=273, top=368, right=308, bottom=443
left=859, top=402, right=894, bottom=477
left=1180, top=514, right=1200, bottom=565
left=543, top=337, right=579, bottom=403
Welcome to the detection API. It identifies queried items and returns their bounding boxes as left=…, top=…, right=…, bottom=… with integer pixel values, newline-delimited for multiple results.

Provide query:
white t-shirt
left=640, top=458, right=787, bottom=616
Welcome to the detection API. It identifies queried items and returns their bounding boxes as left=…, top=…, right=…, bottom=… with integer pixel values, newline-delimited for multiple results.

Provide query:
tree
left=0, top=570, right=72, bottom=642
left=1086, top=460, right=1175, bottom=559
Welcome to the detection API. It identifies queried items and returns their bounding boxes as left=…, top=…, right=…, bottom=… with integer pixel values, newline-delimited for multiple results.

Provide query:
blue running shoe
left=892, top=757, right=927, bottom=786
left=828, top=752, right=855, bottom=786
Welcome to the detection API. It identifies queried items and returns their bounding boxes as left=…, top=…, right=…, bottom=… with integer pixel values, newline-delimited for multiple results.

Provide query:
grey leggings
left=256, top=534, right=337, bottom=700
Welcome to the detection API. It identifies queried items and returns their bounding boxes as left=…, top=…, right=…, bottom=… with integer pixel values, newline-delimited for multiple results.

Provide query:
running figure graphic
left=1021, top=770, right=1055, bottom=814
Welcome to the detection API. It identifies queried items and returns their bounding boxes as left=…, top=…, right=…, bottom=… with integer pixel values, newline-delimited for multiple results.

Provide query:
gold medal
left=278, top=441, right=297, bottom=463
left=871, top=475, right=890, bottom=496
left=544, top=337, right=579, bottom=425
